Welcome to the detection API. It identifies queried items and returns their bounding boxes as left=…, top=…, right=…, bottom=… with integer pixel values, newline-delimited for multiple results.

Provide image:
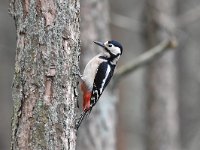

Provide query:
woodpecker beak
left=93, top=41, right=105, bottom=48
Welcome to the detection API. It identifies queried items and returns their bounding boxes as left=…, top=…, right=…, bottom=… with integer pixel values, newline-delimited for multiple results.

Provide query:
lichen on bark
left=9, top=0, right=80, bottom=149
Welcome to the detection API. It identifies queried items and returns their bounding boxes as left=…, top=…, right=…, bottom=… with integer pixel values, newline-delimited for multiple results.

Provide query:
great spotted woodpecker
left=75, top=40, right=123, bottom=129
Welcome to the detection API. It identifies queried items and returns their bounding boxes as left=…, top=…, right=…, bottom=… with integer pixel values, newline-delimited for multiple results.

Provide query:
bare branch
left=113, top=38, right=177, bottom=83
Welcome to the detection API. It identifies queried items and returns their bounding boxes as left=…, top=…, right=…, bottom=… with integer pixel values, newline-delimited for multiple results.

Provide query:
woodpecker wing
left=90, top=62, right=115, bottom=108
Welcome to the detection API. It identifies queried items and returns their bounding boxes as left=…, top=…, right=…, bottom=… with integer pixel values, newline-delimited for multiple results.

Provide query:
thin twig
left=113, top=38, right=177, bottom=83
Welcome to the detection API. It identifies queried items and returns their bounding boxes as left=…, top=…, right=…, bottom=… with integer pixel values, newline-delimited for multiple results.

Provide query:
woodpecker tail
left=75, top=111, right=87, bottom=129
left=75, top=82, right=92, bottom=129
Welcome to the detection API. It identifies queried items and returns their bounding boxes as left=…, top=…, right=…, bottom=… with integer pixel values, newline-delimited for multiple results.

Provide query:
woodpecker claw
left=77, top=71, right=83, bottom=79
left=73, top=70, right=83, bottom=81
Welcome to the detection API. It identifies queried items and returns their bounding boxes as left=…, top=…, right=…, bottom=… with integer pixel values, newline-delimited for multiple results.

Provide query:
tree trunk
left=145, top=0, right=180, bottom=150
left=9, top=0, right=80, bottom=149
left=177, top=1, right=200, bottom=150
left=76, top=0, right=118, bottom=150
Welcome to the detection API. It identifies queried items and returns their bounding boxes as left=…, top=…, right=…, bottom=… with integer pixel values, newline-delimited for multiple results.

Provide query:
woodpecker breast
left=82, top=54, right=107, bottom=90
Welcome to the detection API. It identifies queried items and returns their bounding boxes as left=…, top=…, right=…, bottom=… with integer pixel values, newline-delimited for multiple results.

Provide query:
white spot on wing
left=100, top=65, right=111, bottom=93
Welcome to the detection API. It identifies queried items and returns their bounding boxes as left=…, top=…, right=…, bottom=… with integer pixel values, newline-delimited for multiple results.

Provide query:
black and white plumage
left=90, top=61, right=114, bottom=107
left=75, top=40, right=123, bottom=129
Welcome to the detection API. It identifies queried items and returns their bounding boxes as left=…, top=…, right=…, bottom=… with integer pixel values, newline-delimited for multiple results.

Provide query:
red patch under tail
left=80, top=82, right=91, bottom=111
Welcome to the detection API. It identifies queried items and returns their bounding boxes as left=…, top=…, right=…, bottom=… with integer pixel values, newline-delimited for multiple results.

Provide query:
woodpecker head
left=94, top=40, right=123, bottom=58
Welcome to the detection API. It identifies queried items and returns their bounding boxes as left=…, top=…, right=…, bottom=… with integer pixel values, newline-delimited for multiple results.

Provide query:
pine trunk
left=9, top=0, right=80, bottom=149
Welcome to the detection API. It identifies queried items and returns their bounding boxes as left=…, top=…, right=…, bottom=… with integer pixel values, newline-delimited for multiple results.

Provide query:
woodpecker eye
left=108, top=44, right=112, bottom=47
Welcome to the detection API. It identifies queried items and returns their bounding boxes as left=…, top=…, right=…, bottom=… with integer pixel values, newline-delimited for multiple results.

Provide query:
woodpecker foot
left=73, top=70, right=83, bottom=79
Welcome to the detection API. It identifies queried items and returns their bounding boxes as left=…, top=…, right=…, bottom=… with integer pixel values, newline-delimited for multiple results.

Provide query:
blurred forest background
left=1, top=0, right=200, bottom=150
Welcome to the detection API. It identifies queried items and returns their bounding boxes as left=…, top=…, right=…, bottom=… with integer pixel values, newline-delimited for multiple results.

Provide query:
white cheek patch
left=111, top=47, right=121, bottom=55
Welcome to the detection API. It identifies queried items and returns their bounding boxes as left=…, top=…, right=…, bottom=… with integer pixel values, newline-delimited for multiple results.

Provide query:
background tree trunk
left=177, top=1, right=200, bottom=150
left=76, top=0, right=118, bottom=150
left=9, top=0, right=80, bottom=149
left=145, top=0, right=180, bottom=150
left=110, top=1, right=148, bottom=150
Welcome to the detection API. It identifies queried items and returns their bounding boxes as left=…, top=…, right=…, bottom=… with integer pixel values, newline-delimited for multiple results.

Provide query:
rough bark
left=9, top=0, right=80, bottom=149
left=76, top=0, right=118, bottom=150
left=145, top=0, right=180, bottom=150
